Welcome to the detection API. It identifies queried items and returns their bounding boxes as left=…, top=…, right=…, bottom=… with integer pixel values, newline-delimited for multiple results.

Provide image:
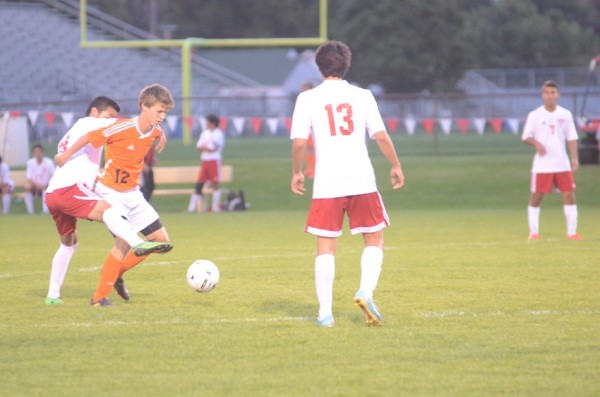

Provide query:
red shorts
left=531, top=171, right=575, bottom=193
left=45, top=182, right=102, bottom=236
left=306, top=192, right=390, bottom=237
left=198, top=160, right=221, bottom=184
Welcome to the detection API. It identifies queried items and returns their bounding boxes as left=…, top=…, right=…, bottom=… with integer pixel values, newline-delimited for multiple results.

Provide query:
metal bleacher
left=0, top=1, right=260, bottom=114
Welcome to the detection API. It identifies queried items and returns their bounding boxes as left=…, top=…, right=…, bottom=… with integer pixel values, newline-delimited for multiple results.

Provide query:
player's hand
left=291, top=172, right=305, bottom=195
left=535, top=143, right=546, bottom=155
left=571, top=158, right=579, bottom=172
left=54, top=153, right=67, bottom=167
left=156, top=133, right=167, bottom=153
left=391, top=166, right=404, bottom=189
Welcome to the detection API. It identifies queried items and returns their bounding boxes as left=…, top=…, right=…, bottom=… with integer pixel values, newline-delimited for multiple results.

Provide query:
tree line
left=90, top=0, right=600, bottom=93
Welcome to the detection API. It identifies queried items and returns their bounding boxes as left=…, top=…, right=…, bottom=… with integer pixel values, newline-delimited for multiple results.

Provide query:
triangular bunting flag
left=386, top=118, right=399, bottom=134
left=10, top=111, right=21, bottom=118
left=422, top=119, right=435, bottom=135
left=265, top=118, right=279, bottom=135
left=184, top=116, right=194, bottom=128
left=457, top=118, right=469, bottom=135
left=44, top=112, right=55, bottom=127
left=403, top=118, right=417, bottom=136
left=197, top=116, right=207, bottom=131
left=506, top=118, right=520, bottom=135
left=232, top=117, right=245, bottom=136
left=284, top=118, right=293, bottom=134
left=219, top=117, right=228, bottom=132
left=61, top=112, right=74, bottom=128
left=490, top=118, right=503, bottom=134
left=250, top=118, right=262, bottom=135
left=1, top=111, right=7, bottom=120
left=166, top=115, right=178, bottom=132
left=439, top=118, right=452, bottom=135
left=473, top=118, right=486, bottom=135
left=575, top=117, right=586, bottom=128
left=28, top=110, right=39, bottom=126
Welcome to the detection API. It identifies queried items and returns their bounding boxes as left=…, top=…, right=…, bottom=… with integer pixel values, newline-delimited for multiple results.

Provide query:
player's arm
left=373, top=131, right=404, bottom=189
left=54, top=134, right=89, bottom=167
left=567, top=139, right=579, bottom=172
left=291, top=138, right=307, bottom=195
left=523, top=137, right=546, bottom=155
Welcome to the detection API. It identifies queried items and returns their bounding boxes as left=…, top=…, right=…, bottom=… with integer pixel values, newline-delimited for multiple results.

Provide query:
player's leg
left=188, top=166, right=206, bottom=212
left=210, top=161, right=221, bottom=212
left=527, top=173, right=550, bottom=240
left=557, top=171, right=579, bottom=239
left=1, top=183, right=11, bottom=214
left=24, top=182, right=35, bottom=214
left=348, top=192, right=389, bottom=326
left=91, top=238, right=129, bottom=306
left=46, top=231, right=77, bottom=304
left=306, top=198, right=344, bottom=327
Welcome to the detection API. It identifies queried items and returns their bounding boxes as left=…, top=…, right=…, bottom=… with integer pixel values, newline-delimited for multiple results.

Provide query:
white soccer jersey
left=521, top=105, right=578, bottom=173
left=196, top=128, right=225, bottom=161
left=26, top=156, right=55, bottom=188
left=290, top=79, right=387, bottom=198
left=46, top=117, right=116, bottom=193
left=0, top=162, right=13, bottom=187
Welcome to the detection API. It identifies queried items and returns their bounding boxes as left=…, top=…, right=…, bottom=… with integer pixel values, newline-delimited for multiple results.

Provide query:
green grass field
left=1, top=132, right=599, bottom=396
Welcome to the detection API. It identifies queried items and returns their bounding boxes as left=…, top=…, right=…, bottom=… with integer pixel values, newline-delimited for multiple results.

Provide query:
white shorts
left=95, top=182, right=159, bottom=232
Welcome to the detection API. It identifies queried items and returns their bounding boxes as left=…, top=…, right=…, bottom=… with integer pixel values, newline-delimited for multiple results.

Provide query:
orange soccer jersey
left=88, top=118, right=161, bottom=191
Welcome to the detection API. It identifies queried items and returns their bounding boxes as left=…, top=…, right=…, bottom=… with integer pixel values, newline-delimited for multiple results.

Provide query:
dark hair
left=206, top=114, right=220, bottom=127
left=32, top=144, right=43, bottom=153
left=542, top=80, right=560, bottom=91
left=86, top=96, right=120, bottom=116
left=315, top=40, right=352, bottom=78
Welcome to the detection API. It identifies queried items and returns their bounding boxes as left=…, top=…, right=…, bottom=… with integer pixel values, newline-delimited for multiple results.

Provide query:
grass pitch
left=1, top=132, right=599, bottom=396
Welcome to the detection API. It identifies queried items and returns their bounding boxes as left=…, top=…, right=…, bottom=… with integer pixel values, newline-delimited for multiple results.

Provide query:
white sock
left=102, top=206, right=144, bottom=247
left=315, top=254, right=335, bottom=320
left=563, top=204, right=578, bottom=236
left=212, top=190, right=221, bottom=212
left=2, top=194, right=10, bottom=214
left=25, top=191, right=34, bottom=214
left=528, top=206, right=540, bottom=235
left=42, top=190, right=48, bottom=214
left=47, top=243, right=77, bottom=299
left=359, top=246, right=383, bottom=299
left=187, top=194, right=199, bottom=212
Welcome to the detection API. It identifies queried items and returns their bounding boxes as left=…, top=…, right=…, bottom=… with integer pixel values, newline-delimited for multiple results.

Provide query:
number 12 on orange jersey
left=325, top=103, right=354, bottom=136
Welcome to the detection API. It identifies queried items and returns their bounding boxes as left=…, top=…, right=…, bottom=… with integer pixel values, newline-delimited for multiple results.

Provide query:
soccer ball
left=186, top=260, right=220, bottom=293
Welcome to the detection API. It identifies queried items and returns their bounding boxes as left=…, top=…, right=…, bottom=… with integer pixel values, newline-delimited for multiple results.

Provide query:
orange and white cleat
left=527, top=233, right=540, bottom=241
left=567, top=234, right=582, bottom=240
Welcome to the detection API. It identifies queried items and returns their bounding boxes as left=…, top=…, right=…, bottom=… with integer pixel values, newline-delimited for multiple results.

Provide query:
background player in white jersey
left=290, top=40, right=404, bottom=327
left=0, top=155, right=13, bottom=214
left=24, top=144, right=55, bottom=214
left=522, top=80, right=580, bottom=240
left=44, top=96, right=171, bottom=305
left=187, top=114, right=225, bottom=213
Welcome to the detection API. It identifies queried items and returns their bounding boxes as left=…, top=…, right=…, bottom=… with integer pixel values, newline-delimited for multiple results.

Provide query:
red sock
left=92, top=252, right=122, bottom=302
left=119, top=251, right=148, bottom=277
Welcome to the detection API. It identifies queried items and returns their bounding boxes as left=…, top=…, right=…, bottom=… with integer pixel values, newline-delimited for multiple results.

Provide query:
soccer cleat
left=316, top=315, right=335, bottom=328
left=114, top=277, right=130, bottom=301
left=567, top=234, right=582, bottom=240
left=44, top=297, right=63, bottom=305
left=132, top=241, right=173, bottom=257
left=90, top=297, right=112, bottom=307
left=527, top=233, right=540, bottom=241
left=353, top=291, right=383, bottom=327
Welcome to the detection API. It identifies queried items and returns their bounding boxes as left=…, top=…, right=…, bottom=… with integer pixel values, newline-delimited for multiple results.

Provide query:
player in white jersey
left=187, top=114, right=226, bottom=212
left=290, top=40, right=404, bottom=327
left=0, top=155, right=13, bottom=214
left=44, top=96, right=171, bottom=305
left=24, top=144, right=55, bottom=214
left=522, top=80, right=580, bottom=240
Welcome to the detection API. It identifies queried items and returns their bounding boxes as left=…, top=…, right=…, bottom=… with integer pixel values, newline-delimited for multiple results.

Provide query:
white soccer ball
left=186, top=260, right=220, bottom=293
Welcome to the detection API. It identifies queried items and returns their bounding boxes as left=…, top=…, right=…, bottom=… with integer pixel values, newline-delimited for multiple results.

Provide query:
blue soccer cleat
left=353, top=291, right=383, bottom=326
left=90, top=297, right=112, bottom=307
left=316, top=314, right=335, bottom=328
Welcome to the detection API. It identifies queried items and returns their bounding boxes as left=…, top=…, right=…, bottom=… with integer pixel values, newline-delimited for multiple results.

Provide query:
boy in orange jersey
left=55, top=83, right=175, bottom=306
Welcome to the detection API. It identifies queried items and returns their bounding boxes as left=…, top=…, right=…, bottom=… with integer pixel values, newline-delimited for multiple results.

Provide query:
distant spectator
left=141, top=147, right=156, bottom=202
left=0, top=155, right=14, bottom=214
left=25, top=144, right=55, bottom=214
left=187, top=114, right=225, bottom=213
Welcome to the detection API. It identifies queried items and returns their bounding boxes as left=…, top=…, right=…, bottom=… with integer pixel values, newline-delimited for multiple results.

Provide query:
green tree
left=329, top=0, right=469, bottom=93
